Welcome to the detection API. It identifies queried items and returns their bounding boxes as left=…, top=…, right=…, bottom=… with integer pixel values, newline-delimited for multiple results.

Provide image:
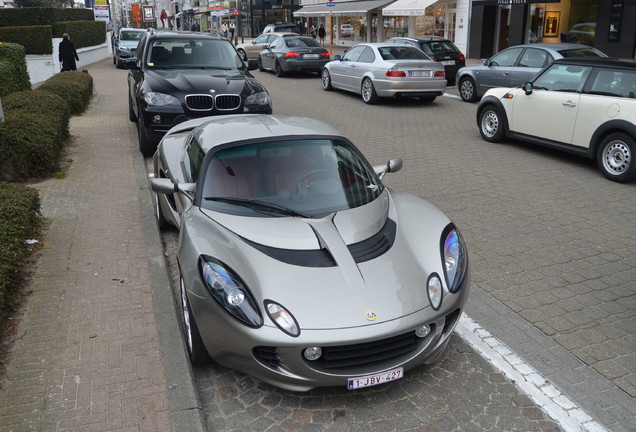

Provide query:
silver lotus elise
left=151, top=114, right=470, bottom=391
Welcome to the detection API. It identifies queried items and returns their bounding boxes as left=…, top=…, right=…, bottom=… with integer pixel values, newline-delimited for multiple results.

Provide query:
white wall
left=26, top=34, right=113, bottom=86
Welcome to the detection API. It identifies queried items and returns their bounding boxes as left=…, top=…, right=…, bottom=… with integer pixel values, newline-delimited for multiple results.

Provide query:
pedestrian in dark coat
left=59, top=33, right=79, bottom=72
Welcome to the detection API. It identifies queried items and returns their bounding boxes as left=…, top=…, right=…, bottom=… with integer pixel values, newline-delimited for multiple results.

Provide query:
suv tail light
left=458, top=55, right=466, bottom=62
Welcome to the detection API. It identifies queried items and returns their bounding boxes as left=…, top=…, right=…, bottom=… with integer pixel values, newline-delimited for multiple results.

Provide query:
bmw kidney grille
left=185, top=94, right=241, bottom=111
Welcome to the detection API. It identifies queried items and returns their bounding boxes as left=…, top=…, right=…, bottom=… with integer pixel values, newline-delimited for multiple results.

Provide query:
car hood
left=185, top=189, right=452, bottom=329
left=118, top=40, right=139, bottom=50
left=144, top=69, right=264, bottom=95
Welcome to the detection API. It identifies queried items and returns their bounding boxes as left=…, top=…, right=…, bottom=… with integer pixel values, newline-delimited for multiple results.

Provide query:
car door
left=329, top=45, right=365, bottom=91
left=509, top=48, right=552, bottom=87
left=248, top=34, right=273, bottom=59
left=261, top=37, right=283, bottom=70
left=510, top=63, right=593, bottom=144
left=348, top=46, right=377, bottom=93
left=478, top=47, right=523, bottom=94
left=127, top=35, right=148, bottom=120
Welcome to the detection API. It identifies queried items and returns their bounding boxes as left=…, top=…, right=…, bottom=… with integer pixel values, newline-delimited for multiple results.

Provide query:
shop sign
left=93, top=6, right=110, bottom=22
left=143, top=6, right=155, bottom=22
left=497, top=0, right=527, bottom=4
left=131, top=4, right=142, bottom=23
left=608, top=0, right=623, bottom=42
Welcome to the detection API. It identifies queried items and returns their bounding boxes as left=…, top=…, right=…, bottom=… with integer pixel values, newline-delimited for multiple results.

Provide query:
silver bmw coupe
left=151, top=114, right=470, bottom=391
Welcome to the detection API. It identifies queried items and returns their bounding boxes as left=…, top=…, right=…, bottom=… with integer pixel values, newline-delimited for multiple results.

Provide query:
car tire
left=478, top=105, right=505, bottom=142
left=321, top=69, right=333, bottom=91
left=137, top=119, right=156, bottom=157
left=459, top=76, right=478, bottom=103
left=115, top=56, right=122, bottom=69
left=361, top=78, right=379, bottom=104
left=238, top=48, right=247, bottom=61
left=275, top=61, right=285, bottom=77
left=258, top=57, right=265, bottom=72
left=419, top=95, right=437, bottom=103
left=596, top=132, right=635, bottom=183
left=113, top=55, right=116, bottom=65
left=180, top=276, right=211, bottom=366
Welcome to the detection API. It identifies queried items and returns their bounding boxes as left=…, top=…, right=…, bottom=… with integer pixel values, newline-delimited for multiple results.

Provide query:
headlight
left=244, top=91, right=271, bottom=107
left=119, top=46, right=130, bottom=52
left=143, top=92, right=179, bottom=106
left=265, top=300, right=300, bottom=337
left=199, top=256, right=262, bottom=327
left=427, top=273, right=443, bottom=310
left=441, top=224, right=468, bottom=293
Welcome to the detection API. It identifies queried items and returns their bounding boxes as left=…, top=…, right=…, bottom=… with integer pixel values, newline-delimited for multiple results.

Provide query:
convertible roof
left=169, top=115, right=345, bottom=152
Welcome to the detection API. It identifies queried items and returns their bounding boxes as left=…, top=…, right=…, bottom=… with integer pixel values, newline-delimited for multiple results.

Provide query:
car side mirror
left=335, top=55, right=342, bottom=61
left=247, top=59, right=258, bottom=70
left=522, top=81, right=533, bottom=95
left=122, top=58, right=139, bottom=69
left=483, top=59, right=491, bottom=66
left=373, top=158, right=403, bottom=179
left=151, top=178, right=196, bottom=195
left=263, top=45, right=270, bottom=50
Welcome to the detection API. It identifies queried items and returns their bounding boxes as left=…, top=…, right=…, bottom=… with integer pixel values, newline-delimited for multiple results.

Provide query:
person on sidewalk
left=221, top=22, right=228, bottom=38
left=229, top=22, right=235, bottom=42
left=59, top=33, right=79, bottom=72
left=318, top=24, right=326, bottom=46
left=310, top=24, right=317, bottom=39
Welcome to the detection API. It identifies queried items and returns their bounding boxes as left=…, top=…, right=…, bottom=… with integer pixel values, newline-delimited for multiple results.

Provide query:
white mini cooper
left=476, top=58, right=636, bottom=183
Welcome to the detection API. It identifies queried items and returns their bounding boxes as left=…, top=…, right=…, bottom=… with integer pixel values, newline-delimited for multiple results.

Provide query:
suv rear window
left=420, top=40, right=460, bottom=56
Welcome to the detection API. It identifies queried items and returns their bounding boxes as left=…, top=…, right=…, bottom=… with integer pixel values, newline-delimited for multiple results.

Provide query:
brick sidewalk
left=0, top=59, right=205, bottom=431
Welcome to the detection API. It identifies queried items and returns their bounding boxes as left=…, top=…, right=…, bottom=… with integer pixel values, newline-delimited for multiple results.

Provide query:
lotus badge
left=365, top=310, right=377, bottom=321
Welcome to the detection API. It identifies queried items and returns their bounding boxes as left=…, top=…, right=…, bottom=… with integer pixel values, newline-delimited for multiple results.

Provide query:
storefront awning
left=295, top=0, right=397, bottom=17
left=382, top=0, right=437, bottom=16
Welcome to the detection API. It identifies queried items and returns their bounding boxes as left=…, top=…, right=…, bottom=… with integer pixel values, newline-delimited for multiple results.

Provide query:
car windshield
left=558, top=47, right=607, bottom=58
left=378, top=46, right=428, bottom=60
left=121, top=31, right=144, bottom=41
left=200, top=139, right=384, bottom=218
left=146, top=39, right=243, bottom=69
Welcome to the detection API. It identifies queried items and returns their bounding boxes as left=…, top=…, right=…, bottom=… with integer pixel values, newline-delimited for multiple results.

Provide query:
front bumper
left=189, top=271, right=470, bottom=391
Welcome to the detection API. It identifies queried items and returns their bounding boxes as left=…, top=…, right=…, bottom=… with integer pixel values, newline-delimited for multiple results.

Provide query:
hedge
left=0, top=25, right=53, bottom=56
left=38, top=70, right=93, bottom=115
left=53, top=20, right=107, bottom=49
left=3, top=90, right=70, bottom=140
left=0, top=7, right=93, bottom=27
left=0, top=182, right=41, bottom=315
left=0, top=43, right=31, bottom=97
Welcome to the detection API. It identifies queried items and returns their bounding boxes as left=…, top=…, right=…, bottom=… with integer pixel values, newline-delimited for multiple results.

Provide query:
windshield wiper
left=203, top=196, right=311, bottom=218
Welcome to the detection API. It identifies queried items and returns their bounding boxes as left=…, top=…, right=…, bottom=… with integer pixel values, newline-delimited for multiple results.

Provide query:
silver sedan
left=151, top=114, right=470, bottom=391
left=321, top=43, right=447, bottom=104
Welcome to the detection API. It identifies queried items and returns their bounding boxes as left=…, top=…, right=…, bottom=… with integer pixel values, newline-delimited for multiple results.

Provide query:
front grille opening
left=186, top=94, right=214, bottom=111
left=253, top=346, right=281, bottom=369
left=306, top=331, right=419, bottom=370
left=215, top=94, right=241, bottom=110
left=442, top=309, right=461, bottom=335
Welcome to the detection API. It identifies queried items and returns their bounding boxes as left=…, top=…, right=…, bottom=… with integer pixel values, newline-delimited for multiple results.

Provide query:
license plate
left=303, top=54, right=319, bottom=59
left=408, top=70, right=431, bottom=78
left=347, top=367, right=404, bottom=389
left=441, top=60, right=455, bottom=65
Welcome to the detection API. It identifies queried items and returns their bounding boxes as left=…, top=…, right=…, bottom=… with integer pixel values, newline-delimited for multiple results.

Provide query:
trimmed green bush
left=38, top=70, right=93, bottom=115
left=3, top=90, right=70, bottom=140
left=0, top=111, right=62, bottom=180
left=53, top=21, right=106, bottom=49
left=0, top=43, right=31, bottom=97
left=0, top=7, right=93, bottom=27
left=0, top=182, right=41, bottom=315
left=0, top=25, right=53, bottom=56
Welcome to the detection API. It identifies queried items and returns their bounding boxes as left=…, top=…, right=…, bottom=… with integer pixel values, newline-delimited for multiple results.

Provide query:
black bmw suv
left=386, top=36, right=465, bottom=84
left=126, top=30, right=273, bottom=156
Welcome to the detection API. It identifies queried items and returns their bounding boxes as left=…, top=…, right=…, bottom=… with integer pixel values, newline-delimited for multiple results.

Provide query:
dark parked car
left=112, top=27, right=146, bottom=68
left=126, top=30, right=272, bottom=156
left=258, top=35, right=330, bottom=77
left=386, top=36, right=465, bottom=84
left=456, top=43, right=606, bottom=102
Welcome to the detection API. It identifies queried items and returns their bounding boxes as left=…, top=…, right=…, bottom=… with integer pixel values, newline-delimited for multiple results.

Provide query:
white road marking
left=443, top=92, right=463, bottom=100
left=455, top=314, right=608, bottom=432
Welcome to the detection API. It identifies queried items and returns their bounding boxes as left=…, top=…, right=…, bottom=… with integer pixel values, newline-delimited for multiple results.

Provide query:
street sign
left=326, top=1, right=336, bottom=6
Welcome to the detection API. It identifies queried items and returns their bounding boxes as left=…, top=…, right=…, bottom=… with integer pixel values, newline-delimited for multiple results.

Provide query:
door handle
left=562, top=101, right=577, bottom=107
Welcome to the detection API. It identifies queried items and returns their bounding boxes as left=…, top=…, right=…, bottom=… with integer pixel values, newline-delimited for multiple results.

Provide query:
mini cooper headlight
left=265, top=300, right=300, bottom=337
left=199, top=256, right=262, bottom=327
left=441, top=224, right=468, bottom=293
left=143, top=92, right=179, bottom=106
left=244, top=91, right=271, bottom=108
left=427, top=274, right=443, bottom=310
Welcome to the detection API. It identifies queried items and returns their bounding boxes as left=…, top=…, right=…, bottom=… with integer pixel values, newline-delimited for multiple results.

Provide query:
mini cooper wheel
left=361, top=78, right=378, bottom=104
left=180, top=276, right=211, bottom=366
left=459, top=76, right=478, bottom=103
left=478, top=105, right=505, bottom=142
left=321, top=69, right=333, bottom=91
left=597, top=132, right=635, bottom=183
left=275, top=61, right=285, bottom=77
